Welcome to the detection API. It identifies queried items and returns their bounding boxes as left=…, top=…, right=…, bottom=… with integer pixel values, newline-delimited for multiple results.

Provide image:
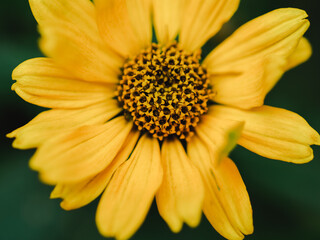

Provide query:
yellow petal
left=196, top=113, right=244, bottom=166
left=188, top=136, right=253, bottom=239
left=156, top=137, right=204, bottom=232
left=180, top=0, right=240, bottom=52
left=12, top=58, right=115, bottom=109
left=30, top=117, right=133, bottom=184
left=211, top=105, right=320, bottom=163
left=209, top=63, right=265, bottom=109
left=204, top=8, right=310, bottom=103
left=152, top=0, right=185, bottom=44
left=285, top=37, right=312, bottom=71
left=94, top=0, right=152, bottom=57
left=51, top=130, right=140, bottom=210
left=7, top=100, right=121, bottom=150
left=96, top=135, right=163, bottom=240
left=29, top=0, right=122, bottom=83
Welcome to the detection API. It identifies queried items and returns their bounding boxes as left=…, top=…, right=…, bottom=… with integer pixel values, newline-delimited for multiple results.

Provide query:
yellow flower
left=8, top=0, right=320, bottom=239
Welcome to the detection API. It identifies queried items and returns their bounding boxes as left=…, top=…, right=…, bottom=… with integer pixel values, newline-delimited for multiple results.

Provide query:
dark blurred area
left=1, top=0, right=319, bottom=239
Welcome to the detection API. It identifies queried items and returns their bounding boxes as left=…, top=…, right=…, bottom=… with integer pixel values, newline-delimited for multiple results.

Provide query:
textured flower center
left=117, top=42, right=212, bottom=141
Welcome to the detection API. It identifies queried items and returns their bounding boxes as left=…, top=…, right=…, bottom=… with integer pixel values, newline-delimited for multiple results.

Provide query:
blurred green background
left=1, top=0, right=320, bottom=239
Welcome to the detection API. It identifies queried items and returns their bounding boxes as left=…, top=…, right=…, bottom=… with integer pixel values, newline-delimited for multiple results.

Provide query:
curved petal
left=12, top=58, right=115, bottom=109
left=188, top=136, right=253, bottom=239
left=7, top=100, right=121, bottom=149
left=196, top=113, right=244, bottom=166
left=209, top=64, right=265, bottom=109
left=50, top=130, right=140, bottom=210
left=156, top=137, right=204, bottom=232
left=180, top=0, right=240, bottom=52
left=96, top=135, right=163, bottom=240
left=30, top=116, right=133, bottom=184
left=210, top=105, right=320, bottom=163
left=285, top=37, right=312, bottom=71
left=152, top=0, right=185, bottom=44
left=204, top=8, right=310, bottom=107
left=29, top=0, right=122, bottom=83
left=94, top=0, right=152, bottom=57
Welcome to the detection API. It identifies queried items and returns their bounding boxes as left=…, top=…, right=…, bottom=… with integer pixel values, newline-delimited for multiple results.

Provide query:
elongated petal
left=29, top=0, right=122, bottom=83
left=30, top=117, right=133, bottom=184
left=180, top=0, right=240, bottom=51
left=95, top=0, right=152, bottom=57
left=12, top=58, right=115, bottom=109
left=196, top=113, right=244, bottom=166
left=96, top=135, right=163, bottom=240
left=152, top=0, right=185, bottom=44
left=51, top=130, right=140, bottom=210
left=204, top=8, right=310, bottom=107
left=156, top=137, right=204, bottom=232
left=7, top=100, right=121, bottom=149
left=188, top=136, right=253, bottom=239
left=210, top=105, right=320, bottom=163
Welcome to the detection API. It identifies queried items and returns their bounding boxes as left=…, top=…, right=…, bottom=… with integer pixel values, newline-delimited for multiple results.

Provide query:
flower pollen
left=117, top=42, right=212, bottom=141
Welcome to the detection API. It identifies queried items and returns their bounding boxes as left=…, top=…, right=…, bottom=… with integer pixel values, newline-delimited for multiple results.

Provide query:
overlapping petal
left=7, top=100, right=121, bottom=149
left=156, top=137, right=204, bottom=232
left=180, top=0, right=240, bottom=52
left=29, top=0, right=122, bottom=83
left=30, top=117, right=133, bottom=184
left=94, top=0, right=152, bottom=57
left=210, top=105, right=320, bottom=163
left=204, top=8, right=310, bottom=108
left=188, top=136, right=253, bottom=240
left=50, top=130, right=140, bottom=210
left=96, top=135, right=163, bottom=240
left=12, top=58, right=116, bottom=109
left=195, top=113, right=244, bottom=166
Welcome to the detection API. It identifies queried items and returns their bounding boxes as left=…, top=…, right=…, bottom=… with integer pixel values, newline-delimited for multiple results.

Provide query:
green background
left=1, top=0, right=320, bottom=239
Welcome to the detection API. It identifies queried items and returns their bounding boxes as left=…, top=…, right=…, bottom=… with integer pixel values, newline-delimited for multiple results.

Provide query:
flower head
left=8, top=0, right=320, bottom=239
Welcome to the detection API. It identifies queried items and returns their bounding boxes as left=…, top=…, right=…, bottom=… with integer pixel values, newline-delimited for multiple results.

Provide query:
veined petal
left=50, top=130, right=140, bottom=210
left=96, top=135, right=163, bottom=240
left=152, top=0, right=185, bottom=44
left=180, top=0, right=240, bottom=52
left=156, top=137, right=204, bottom=232
left=204, top=8, right=310, bottom=101
left=30, top=116, right=133, bottom=184
left=7, top=101, right=121, bottom=149
left=210, top=105, right=320, bottom=163
left=94, top=0, right=152, bottom=57
left=29, top=0, right=122, bottom=83
left=12, top=58, right=115, bottom=109
left=196, top=113, right=244, bottom=166
left=188, top=136, right=253, bottom=239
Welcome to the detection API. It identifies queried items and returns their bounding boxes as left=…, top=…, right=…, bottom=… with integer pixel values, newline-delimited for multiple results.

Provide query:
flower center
left=117, top=42, right=212, bottom=141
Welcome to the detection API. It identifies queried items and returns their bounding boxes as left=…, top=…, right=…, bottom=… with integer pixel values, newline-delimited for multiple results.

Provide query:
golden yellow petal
left=12, top=58, right=115, bottom=109
left=210, top=105, right=320, bottom=163
left=196, top=113, right=244, bottom=166
left=51, top=130, right=140, bottom=210
left=7, top=100, right=121, bottom=150
left=204, top=8, right=310, bottom=103
left=156, top=137, right=204, bottom=232
left=209, top=63, right=265, bottom=109
left=29, top=0, right=122, bottom=83
left=152, top=0, right=185, bottom=44
left=94, top=0, right=152, bottom=57
left=30, top=117, right=133, bottom=184
left=188, top=136, right=252, bottom=239
left=96, top=135, right=163, bottom=240
left=180, top=0, right=240, bottom=51
left=285, top=37, right=312, bottom=71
